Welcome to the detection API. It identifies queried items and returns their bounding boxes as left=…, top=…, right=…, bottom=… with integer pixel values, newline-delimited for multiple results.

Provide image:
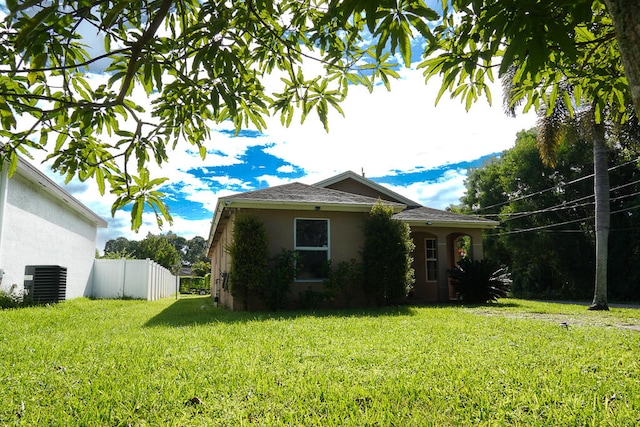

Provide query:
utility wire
left=476, top=177, right=640, bottom=221
left=488, top=204, right=640, bottom=236
left=474, top=157, right=640, bottom=213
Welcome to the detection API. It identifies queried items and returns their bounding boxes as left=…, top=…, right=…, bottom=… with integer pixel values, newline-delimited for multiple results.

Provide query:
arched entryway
left=446, top=233, right=473, bottom=299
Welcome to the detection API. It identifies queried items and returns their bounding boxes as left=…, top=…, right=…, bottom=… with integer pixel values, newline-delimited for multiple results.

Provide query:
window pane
left=296, top=219, right=328, bottom=248
left=427, top=261, right=438, bottom=281
left=425, top=238, right=437, bottom=259
left=297, top=250, right=328, bottom=280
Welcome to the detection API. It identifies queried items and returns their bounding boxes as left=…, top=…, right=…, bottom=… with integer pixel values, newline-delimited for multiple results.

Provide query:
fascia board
left=223, top=199, right=405, bottom=213
left=206, top=200, right=227, bottom=256
left=403, top=219, right=499, bottom=229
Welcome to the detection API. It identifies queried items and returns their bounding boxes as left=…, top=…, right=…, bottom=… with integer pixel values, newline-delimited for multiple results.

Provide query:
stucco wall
left=410, top=226, right=485, bottom=302
left=0, top=172, right=99, bottom=299
left=210, top=207, right=369, bottom=310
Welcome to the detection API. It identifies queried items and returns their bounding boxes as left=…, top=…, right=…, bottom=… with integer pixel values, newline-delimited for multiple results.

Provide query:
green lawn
left=1, top=297, right=639, bottom=426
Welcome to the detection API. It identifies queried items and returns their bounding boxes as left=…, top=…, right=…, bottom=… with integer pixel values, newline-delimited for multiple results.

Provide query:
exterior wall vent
left=24, top=265, right=67, bottom=304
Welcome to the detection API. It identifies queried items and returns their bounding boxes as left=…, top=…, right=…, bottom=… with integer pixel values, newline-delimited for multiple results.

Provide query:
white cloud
left=255, top=174, right=297, bottom=188
left=261, top=68, right=535, bottom=178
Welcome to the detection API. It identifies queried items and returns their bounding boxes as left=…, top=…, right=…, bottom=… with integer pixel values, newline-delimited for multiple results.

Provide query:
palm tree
left=502, top=73, right=625, bottom=310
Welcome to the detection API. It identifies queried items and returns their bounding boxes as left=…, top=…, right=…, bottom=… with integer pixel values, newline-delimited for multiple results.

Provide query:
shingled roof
left=392, top=206, right=497, bottom=228
left=222, top=182, right=405, bottom=210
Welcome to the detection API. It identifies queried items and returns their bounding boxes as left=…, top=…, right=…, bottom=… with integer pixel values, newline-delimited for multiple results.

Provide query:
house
left=0, top=157, right=108, bottom=300
left=206, top=171, right=497, bottom=310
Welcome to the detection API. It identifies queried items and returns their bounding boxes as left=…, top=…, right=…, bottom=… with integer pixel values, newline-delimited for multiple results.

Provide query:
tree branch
left=116, top=0, right=174, bottom=104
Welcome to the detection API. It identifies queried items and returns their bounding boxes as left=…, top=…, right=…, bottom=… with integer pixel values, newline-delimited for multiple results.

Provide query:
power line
left=476, top=177, right=640, bottom=222
left=487, top=203, right=640, bottom=236
left=474, top=157, right=640, bottom=213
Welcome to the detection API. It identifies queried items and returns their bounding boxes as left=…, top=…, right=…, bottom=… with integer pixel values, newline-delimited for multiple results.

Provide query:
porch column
left=437, top=239, right=449, bottom=302
left=470, top=230, right=484, bottom=260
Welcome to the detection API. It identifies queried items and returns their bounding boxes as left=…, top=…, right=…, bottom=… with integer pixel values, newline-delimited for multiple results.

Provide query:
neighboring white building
left=0, top=157, right=107, bottom=299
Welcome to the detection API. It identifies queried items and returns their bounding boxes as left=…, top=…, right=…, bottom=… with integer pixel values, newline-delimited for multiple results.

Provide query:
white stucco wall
left=0, top=170, right=102, bottom=299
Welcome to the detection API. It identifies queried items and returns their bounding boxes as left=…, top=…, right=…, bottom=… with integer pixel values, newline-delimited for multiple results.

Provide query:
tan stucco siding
left=409, top=226, right=486, bottom=302
left=210, top=207, right=369, bottom=310
left=210, top=214, right=235, bottom=308
left=245, top=208, right=367, bottom=268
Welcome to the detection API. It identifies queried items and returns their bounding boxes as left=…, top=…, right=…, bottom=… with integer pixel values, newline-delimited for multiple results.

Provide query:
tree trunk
left=605, top=0, right=640, bottom=114
left=589, top=121, right=610, bottom=310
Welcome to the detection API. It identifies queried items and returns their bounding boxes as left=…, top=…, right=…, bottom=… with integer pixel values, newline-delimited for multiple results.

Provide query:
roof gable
left=223, top=182, right=405, bottom=210
left=314, top=170, right=420, bottom=207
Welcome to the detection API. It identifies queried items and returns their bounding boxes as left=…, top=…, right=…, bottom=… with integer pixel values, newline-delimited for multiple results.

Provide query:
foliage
left=103, top=233, right=209, bottom=267
left=0, top=0, right=438, bottom=229
left=179, top=276, right=209, bottom=294
left=135, top=232, right=181, bottom=270
left=103, top=236, right=139, bottom=256
left=421, top=1, right=629, bottom=123
left=226, top=215, right=269, bottom=310
left=258, top=249, right=299, bottom=311
left=448, top=258, right=511, bottom=303
left=0, top=289, right=19, bottom=309
left=183, top=236, right=208, bottom=265
left=190, top=260, right=211, bottom=278
left=0, top=284, right=27, bottom=309
left=1, top=297, right=640, bottom=425
left=362, top=200, right=415, bottom=306
left=460, top=129, right=640, bottom=301
left=98, top=248, right=136, bottom=260
left=322, top=259, right=364, bottom=308
left=297, top=286, right=328, bottom=310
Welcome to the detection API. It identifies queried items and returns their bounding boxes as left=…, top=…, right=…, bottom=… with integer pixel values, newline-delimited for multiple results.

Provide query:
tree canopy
left=0, top=0, right=436, bottom=229
left=102, top=232, right=209, bottom=270
left=421, top=0, right=632, bottom=122
left=457, top=129, right=640, bottom=301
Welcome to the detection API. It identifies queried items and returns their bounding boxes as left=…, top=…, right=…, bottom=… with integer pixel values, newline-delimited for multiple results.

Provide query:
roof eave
left=402, top=219, right=499, bottom=229
left=223, top=199, right=405, bottom=213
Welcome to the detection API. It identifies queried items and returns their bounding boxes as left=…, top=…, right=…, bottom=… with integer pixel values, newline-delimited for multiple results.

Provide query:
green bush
left=226, top=215, right=269, bottom=310
left=179, top=276, right=209, bottom=294
left=0, top=285, right=22, bottom=309
left=448, top=258, right=511, bottom=303
left=0, top=290, right=18, bottom=309
left=258, top=249, right=299, bottom=310
left=322, top=259, right=363, bottom=308
left=298, top=286, right=327, bottom=310
left=362, top=201, right=415, bottom=306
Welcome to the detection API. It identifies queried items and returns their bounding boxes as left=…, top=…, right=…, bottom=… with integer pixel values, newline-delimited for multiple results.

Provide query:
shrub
left=323, top=259, right=363, bottom=308
left=260, top=249, right=299, bottom=311
left=180, top=276, right=209, bottom=294
left=0, top=285, right=22, bottom=309
left=448, top=258, right=511, bottom=303
left=362, top=200, right=415, bottom=306
left=226, top=215, right=269, bottom=310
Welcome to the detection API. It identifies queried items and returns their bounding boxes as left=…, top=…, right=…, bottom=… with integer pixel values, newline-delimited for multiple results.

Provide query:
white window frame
left=294, top=218, right=330, bottom=281
left=425, top=237, right=437, bottom=282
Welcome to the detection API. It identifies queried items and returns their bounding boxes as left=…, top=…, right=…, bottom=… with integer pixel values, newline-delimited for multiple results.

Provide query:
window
left=425, top=238, right=437, bottom=281
left=295, top=218, right=329, bottom=280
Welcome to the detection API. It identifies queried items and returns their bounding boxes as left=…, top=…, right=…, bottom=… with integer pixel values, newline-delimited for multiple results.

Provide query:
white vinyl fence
left=92, top=258, right=178, bottom=300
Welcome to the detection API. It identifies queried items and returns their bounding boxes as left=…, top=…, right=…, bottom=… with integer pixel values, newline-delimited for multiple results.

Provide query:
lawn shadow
left=144, top=295, right=418, bottom=327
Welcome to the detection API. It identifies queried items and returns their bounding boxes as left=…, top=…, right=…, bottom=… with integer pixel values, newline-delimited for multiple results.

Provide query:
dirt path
left=473, top=304, right=640, bottom=332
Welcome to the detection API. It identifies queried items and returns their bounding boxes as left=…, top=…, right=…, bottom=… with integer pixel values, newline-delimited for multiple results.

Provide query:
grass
left=1, top=297, right=639, bottom=426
